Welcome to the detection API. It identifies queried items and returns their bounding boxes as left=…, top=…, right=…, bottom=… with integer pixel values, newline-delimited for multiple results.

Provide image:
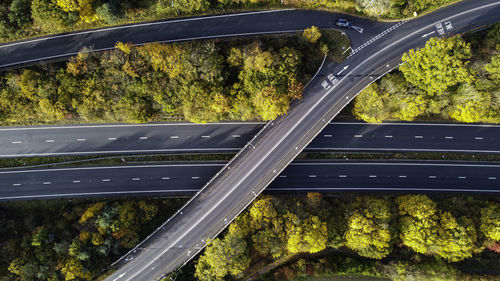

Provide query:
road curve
left=106, top=1, right=500, bottom=280
left=1, top=161, right=498, bottom=201
left=0, top=9, right=385, bottom=69
left=1, top=122, right=500, bottom=157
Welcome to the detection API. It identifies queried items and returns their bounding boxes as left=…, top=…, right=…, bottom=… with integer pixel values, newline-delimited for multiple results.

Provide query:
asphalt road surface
left=0, top=9, right=386, bottom=69
left=104, top=1, right=500, bottom=280
left=1, top=122, right=499, bottom=157
left=1, top=161, right=498, bottom=201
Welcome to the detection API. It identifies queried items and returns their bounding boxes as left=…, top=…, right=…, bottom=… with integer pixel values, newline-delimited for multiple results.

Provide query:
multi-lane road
left=1, top=122, right=500, bottom=157
left=103, top=1, right=500, bottom=280
left=1, top=161, right=499, bottom=201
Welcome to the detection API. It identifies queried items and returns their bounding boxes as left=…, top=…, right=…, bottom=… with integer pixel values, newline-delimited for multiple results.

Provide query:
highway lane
left=105, top=1, right=500, bottom=280
left=1, top=122, right=499, bottom=157
left=1, top=161, right=499, bottom=201
left=0, top=9, right=386, bottom=69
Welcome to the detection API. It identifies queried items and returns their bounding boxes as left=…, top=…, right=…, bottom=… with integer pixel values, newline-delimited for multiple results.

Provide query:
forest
left=1, top=194, right=498, bottom=281
left=0, top=0, right=456, bottom=42
left=353, top=23, right=500, bottom=124
left=0, top=28, right=345, bottom=125
left=185, top=193, right=500, bottom=281
left=0, top=198, right=186, bottom=281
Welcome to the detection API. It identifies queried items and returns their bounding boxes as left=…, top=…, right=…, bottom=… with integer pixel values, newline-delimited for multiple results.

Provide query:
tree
left=480, top=202, right=500, bottom=241
left=356, top=0, right=391, bottom=16
left=95, top=0, right=122, bottom=24
left=156, top=0, right=210, bottom=15
left=396, top=194, right=478, bottom=261
left=248, top=197, right=287, bottom=258
left=345, top=197, right=392, bottom=259
left=400, top=36, right=473, bottom=95
left=391, top=93, right=427, bottom=121
left=353, top=83, right=390, bottom=123
left=8, top=0, right=32, bottom=29
left=55, top=0, right=97, bottom=23
left=194, top=232, right=250, bottom=281
left=287, top=216, right=328, bottom=253
left=302, top=26, right=322, bottom=43
left=447, top=83, right=492, bottom=123
left=484, top=54, right=500, bottom=83
left=60, top=258, right=92, bottom=280
left=31, top=0, right=77, bottom=33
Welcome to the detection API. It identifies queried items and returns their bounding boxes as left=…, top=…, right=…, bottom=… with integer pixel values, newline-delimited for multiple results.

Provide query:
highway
left=1, top=122, right=499, bottom=157
left=1, top=161, right=498, bottom=201
left=103, top=1, right=500, bottom=280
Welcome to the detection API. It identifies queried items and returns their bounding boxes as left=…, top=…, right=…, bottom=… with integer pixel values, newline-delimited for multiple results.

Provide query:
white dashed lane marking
left=385, top=135, right=393, bottom=138
left=170, top=136, right=179, bottom=139
left=108, top=137, right=117, bottom=141
left=339, top=175, right=347, bottom=178
left=399, top=175, right=407, bottom=178
left=429, top=176, right=437, bottom=179
left=162, top=177, right=170, bottom=180
left=13, top=183, right=21, bottom=187
left=11, top=141, right=22, bottom=144
left=132, top=178, right=141, bottom=181
left=323, top=134, right=333, bottom=137
left=43, top=182, right=51, bottom=185
left=102, top=179, right=111, bottom=182
left=232, top=135, right=241, bottom=138
left=415, top=136, right=423, bottom=139
left=369, top=175, right=377, bottom=178
left=73, top=180, right=81, bottom=183
left=475, top=137, right=483, bottom=140
left=77, top=138, right=86, bottom=141
left=445, top=136, right=454, bottom=139
left=458, top=176, right=467, bottom=179
left=308, top=175, right=317, bottom=178
left=139, top=137, right=148, bottom=140
left=354, top=135, right=363, bottom=138
left=45, top=140, right=55, bottom=143
left=201, top=135, right=210, bottom=138
left=488, top=177, right=497, bottom=180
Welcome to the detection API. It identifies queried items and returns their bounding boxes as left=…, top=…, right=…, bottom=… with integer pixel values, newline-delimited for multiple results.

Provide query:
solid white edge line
left=0, top=9, right=296, bottom=49
left=0, top=163, right=225, bottom=174
left=0, top=189, right=200, bottom=200
left=0, top=147, right=242, bottom=157
left=307, top=148, right=500, bottom=153
left=2, top=187, right=498, bottom=201
left=0, top=122, right=266, bottom=131
left=0, top=120, right=498, bottom=132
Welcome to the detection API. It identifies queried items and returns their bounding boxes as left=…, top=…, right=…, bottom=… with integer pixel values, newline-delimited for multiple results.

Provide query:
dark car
left=336, top=19, right=352, bottom=28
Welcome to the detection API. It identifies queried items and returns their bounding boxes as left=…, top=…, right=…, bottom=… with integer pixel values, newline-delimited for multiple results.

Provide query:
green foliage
left=0, top=199, right=180, bottom=281
left=352, top=83, right=390, bottom=123
left=345, top=197, right=392, bottom=259
left=0, top=38, right=311, bottom=125
left=480, top=202, right=500, bottom=241
left=355, top=26, right=500, bottom=124
left=195, top=231, right=250, bottom=281
left=287, top=216, right=328, bottom=254
left=401, top=36, right=472, bottom=95
left=302, top=26, right=321, bottom=43
left=31, top=0, right=77, bottom=33
left=383, top=260, right=459, bottom=281
left=156, top=0, right=210, bottom=15
left=396, top=194, right=478, bottom=261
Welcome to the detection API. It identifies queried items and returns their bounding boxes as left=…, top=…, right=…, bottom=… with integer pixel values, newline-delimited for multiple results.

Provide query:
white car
left=436, top=23, right=445, bottom=35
